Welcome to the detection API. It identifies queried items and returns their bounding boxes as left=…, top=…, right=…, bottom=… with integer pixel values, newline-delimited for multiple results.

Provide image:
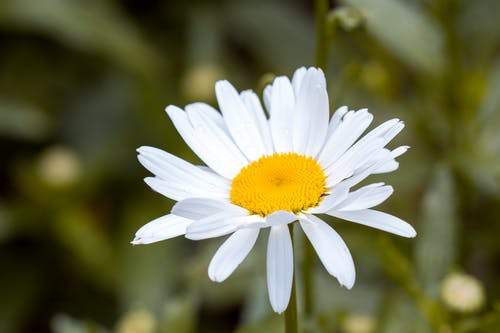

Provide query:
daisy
left=133, top=67, right=416, bottom=313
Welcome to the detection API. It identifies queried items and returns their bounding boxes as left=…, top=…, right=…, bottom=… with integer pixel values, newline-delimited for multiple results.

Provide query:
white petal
left=325, top=137, right=385, bottom=187
left=318, top=109, right=373, bottom=168
left=383, top=121, right=405, bottom=145
left=308, top=182, right=350, bottom=213
left=327, top=209, right=417, bottom=238
left=143, top=177, right=193, bottom=201
left=172, top=198, right=246, bottom=220
left=300, top=215, right=355, bottom=288
left=291, top=66, right=307, bottom=96
left=269, top=76, right=295, bottom=153
left=185, top=103, right=226, bottom=131
left=293, top=68, right=329, bottom=157
left=356, top=118, right=400, bottom=144
left=353, top=145, right=409, bottom=178
left=137, top=146, right=230, bottom=200
left=215, top=81, right=267, bottom=160
left=208, top=228, right=260, bottom=282
left=131, top=214, right=191, bottom=245
left=373, top=160, right=399, bottom=173
left=326, top=106, right=349, bottom=140
left=240, top=90, right=274, bottom=155
left=336, top=183, right=393, bottom=211
left=185, top=212, right=250, bottom=240
left=166, top=105, right=247, bottom=178
left=342, top=152, right=392, bottom=188
left=265, top=211, right=297, bottom=226
left=263, top=85, right=272, bottom=115
left=391, top=145, right=410, bottom=158
left=267, top=224, right=294, bottom=313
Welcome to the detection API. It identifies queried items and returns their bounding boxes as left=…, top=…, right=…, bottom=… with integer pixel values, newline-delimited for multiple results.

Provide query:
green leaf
left=342, top=0, right=445, bottom=74
left=415, top=165, right=457, bottom=296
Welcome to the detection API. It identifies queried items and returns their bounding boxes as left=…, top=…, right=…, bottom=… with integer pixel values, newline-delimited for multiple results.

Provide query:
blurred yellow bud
left=37, top=146, right=81, bottom=187
left=182, top=64, right=223, bottom=101
left=116, top=309, right=156, bottom=333
left=441, top=273, right=485, bottom=313
left=342, top=313, right=376, bottom=333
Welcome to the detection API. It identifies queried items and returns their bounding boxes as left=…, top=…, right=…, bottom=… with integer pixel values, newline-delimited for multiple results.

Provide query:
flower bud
left=342, top=313, right=376, bottom=333
left=441, top=273, right=485, bottom=313
left=116, top=309, right=156, bottom=333
left=182, top=64, right=223, bottom=101
left=37, top=146, right=81, bottom=187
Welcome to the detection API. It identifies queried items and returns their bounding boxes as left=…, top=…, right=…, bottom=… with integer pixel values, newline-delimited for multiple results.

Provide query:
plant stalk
left=285, top=225, right=298, bottom=333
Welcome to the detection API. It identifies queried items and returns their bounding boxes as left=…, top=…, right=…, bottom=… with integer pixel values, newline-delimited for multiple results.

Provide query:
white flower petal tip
left=130, top=237, right=143, bottom=245
left=406, top=226, right=417, bottom=238
left=132, top=214, right=191, bottom=245
left=208, top=228, right=260, bottom=283
left=328, top=209, right=417, bottom=238
left=300, top=215, right=356, bottom=289
left=392, top=145, right=410, bottom=158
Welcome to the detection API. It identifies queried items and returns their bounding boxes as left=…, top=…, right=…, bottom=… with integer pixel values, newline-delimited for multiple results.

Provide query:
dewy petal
left=240, top=90, right=274, bottom=155
left=131, top=214, right=191, bottom=245
left=137, top=146, right=230, bottom=201
left=267, top=224, right=294, bottom=314
left=208, top=228, right=260, bottom=282
left=335, top=183, right=394, bottom=211
left=318, top=109, right=373, bottom=168
left=172, top=198, right=246, bottom=220
left=269, top=76, right=295, bottom=153
left=299, top=214, right=355, bottom=289
left=215, top=81, right=268, bottom=160
left=166, top=105, right=247, bottom=179
left=327, top=209, right=417, bottom=238
left=293, top=68, right=329, bottom=157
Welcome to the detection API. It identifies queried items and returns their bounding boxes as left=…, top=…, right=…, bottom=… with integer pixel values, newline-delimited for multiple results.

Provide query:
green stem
left=285, top=225, right=298, bottom=333
left=314, top=0, right=330, bottom=70
left=303, top=237, right=314, bottom=317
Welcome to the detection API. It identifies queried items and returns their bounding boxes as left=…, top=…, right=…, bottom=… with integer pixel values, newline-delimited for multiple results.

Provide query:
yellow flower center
left=230, top=153, right=327, bottom=216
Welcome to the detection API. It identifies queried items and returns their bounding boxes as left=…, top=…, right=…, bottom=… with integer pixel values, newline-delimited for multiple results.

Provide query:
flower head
left=133, top=67, right=416, bottom=313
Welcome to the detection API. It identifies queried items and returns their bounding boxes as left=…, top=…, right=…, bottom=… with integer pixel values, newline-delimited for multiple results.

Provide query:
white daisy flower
left=133, top=67, right=416, bottom=314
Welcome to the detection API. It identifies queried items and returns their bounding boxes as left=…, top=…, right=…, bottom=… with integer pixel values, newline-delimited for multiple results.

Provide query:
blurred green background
left=1, top=0, right=500, bottom=332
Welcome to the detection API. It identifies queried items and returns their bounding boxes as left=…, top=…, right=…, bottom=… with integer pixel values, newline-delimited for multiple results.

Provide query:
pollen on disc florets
left=230, top=153, right=327, bottom=216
